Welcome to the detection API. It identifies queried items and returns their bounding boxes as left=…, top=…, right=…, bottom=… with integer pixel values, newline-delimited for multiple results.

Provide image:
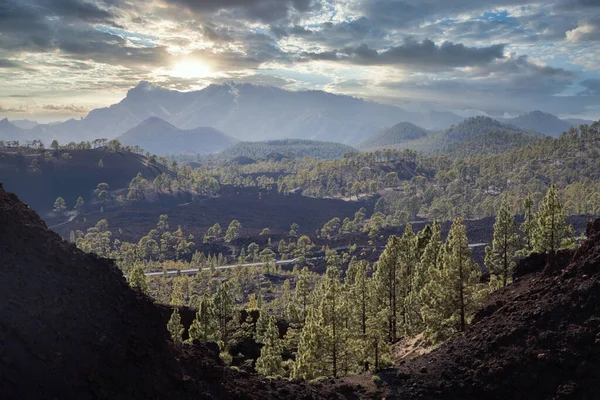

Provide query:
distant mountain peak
left=125, top=81, right=166, bottom=99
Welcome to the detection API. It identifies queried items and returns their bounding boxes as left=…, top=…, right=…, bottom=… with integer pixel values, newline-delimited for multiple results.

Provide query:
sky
left=1, top=0, right=600, bottom=122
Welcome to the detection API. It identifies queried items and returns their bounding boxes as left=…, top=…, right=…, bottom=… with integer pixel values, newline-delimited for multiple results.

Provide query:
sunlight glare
left=169, top=60, right=212, bottom=78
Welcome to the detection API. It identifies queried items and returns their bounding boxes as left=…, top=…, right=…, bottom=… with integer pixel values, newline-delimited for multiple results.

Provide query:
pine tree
left=167, top=308, right=184, bottom=344
left=318, top=265, right=348, bottom=377
left=346, top=258, right=372, bottom=371
left=407, top=221, right=442, bottom=333
left=398, top=223, right=419, bottom=334
left=74, top=196, right=84, bottom=213
left=293, top=268, right=311, bottom=324
left=373, top=235, right=401, bottom=341
left=532, top=184, right=574, bottom=255
left=292, top=308, right=323, bottom=380
left=53, top=196, right=67, bottom=214
left=485, top=197, right=520, bottom=290
left=421, top=218, right=487, bottom=343
left=255, top=308, right=269, bottom=344
left=255, top=316, right=284, bottom=377
left=127, top=263, right=149, bottom=294
left=520, top=194, right=536, bottom=254
left=366, top=278, right=391, bottom=371
left=225, top=220, right=243, bottom=242
left=213, top=281, right=235, bottom=345
left=188, top=294, right=219, bottom=343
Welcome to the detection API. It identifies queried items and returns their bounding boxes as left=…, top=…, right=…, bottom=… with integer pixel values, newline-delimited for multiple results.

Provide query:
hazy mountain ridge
left=361, top=116, right=543, bottom=154
left=0, top=82, right=462, bottom=146
left=117, top=116, right=238, bottom=156
left=501, top=110, right=593, bottom=137
left=359, top=122, right=430, bottom=149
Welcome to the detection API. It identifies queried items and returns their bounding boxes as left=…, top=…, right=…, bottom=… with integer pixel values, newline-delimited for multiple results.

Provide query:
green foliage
left=255, top=315, right=284, bottom=377
left=74, top=196, right=85, bottom=213
left=485, top=197, right=520, bottom=290
left=127, top=263, right=149, bottom=294
left=421, top=218, right=487, bottom=343
left=53, top=196, right=67, bottom=214
left=127, top=172, right=150, bottom=201
left=532, top=184, right=574, bottom=254
left=225, top=220, right=243, bottom=242
left=188, top=294, right=219, bottom=343
left=167, top=308, right=185, bottom=344
left=216, top=139, right=356, bottom=160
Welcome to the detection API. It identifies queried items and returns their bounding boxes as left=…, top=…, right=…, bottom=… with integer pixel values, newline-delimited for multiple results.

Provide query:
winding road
left=144, top=258, right=301, bottom=277
left=144, top=243, right=489, bottom=277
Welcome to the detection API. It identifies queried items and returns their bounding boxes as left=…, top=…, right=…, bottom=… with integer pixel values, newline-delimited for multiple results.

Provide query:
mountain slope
left=506, top=111, right=573, bottom=137
left=368, top=116, right=541, bottom=154
left=118, top=117, right=238, bottom=155
left=0, top=148, right=169, bottom=215
left=0, top=118, right=41, bottom=142
left=443, top=130, right=542, bottom=157
left=0, top=82, right=463, bottom=146
left=216, top=139, right=356, bottom=160
left=359, top=122, right=429, bottom=149
left=0, top=185, right=331, bottom=399
left=378, top=219, right=600, bottom=399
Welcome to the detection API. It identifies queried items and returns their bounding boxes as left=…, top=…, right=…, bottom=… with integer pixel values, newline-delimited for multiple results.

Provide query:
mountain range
left=117, top=117, right=237, bottom=156
left=360, top=116, right=544, bottom=154
left=0, top=82, right=595, bottom=151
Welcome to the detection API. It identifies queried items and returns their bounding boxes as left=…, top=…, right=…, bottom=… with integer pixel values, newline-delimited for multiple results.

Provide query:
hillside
left=364, top=116, right=540, bottom=154
left=118, top=117, right=237, bottom=156
left=215, top=139, right=356, bottom=160
left=0, top=148, right=169, bottom=216
left=377, top=220, right=600, bottom=399
left=0, top=118, right=41, bottom=142
left=0, top=185, right=333, bottom=399
left=443, top=130, right=542, bottom=157
left=359, top=122, right=429, bottom=150
left=0, top=82, right=463, bottom=146
left=505, top=111, right=583, bottom=137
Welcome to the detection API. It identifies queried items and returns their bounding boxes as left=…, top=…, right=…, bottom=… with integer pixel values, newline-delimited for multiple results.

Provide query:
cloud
left=0, top=59, right=36, bottom=71
left=162, top=0, right=315, bottom=23
left=42, top=104, right=91, bottom=113
left=566, top=19, right=600, bottom=42
left=299, top=39, right=505, bottom=70
left=0, top=104, right=30, bottom=113
left=579, top=79, right=600, bottom=96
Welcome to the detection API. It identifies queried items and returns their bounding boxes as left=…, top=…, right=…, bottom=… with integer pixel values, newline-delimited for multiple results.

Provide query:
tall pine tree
left=255, top=316, right=284, bottom=377
left=167, top=308, right=184, bottom=344
left=374, top=235, right=401, bottom=342
left=421, top=218, right=487, bottom=343
left=485, top=196, right=520, bottom=289
left=532, top=184, right=574, bottom=254
left=188, top=294, right=219, bottom=343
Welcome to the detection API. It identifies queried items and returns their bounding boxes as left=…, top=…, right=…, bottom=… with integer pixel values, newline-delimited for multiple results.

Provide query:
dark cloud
left=203, top=26, right=234, bottom=43
left=163, top=0, right=315, bottom=23
left=373, top=55, right=579, bottom=115
left=0, top=59, right=36, bottom=71
left=579, top=79, right=600, bottom=96
left=300, top=39, right=505, bottom=70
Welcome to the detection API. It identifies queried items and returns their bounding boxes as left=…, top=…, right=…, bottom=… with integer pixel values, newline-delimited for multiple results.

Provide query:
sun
left=169, top=60, right=212, bottom=79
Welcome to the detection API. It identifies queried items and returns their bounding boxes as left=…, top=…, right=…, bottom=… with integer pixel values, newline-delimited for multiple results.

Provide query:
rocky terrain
left=0, top=182, right=598, bottom=399
left=0, top=185, right=336, bottom=399
left=375, top=222, right=600, bottom=399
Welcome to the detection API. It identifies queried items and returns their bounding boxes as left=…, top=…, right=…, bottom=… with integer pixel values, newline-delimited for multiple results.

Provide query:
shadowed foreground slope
left=0, top=185, right=334, bottom=399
